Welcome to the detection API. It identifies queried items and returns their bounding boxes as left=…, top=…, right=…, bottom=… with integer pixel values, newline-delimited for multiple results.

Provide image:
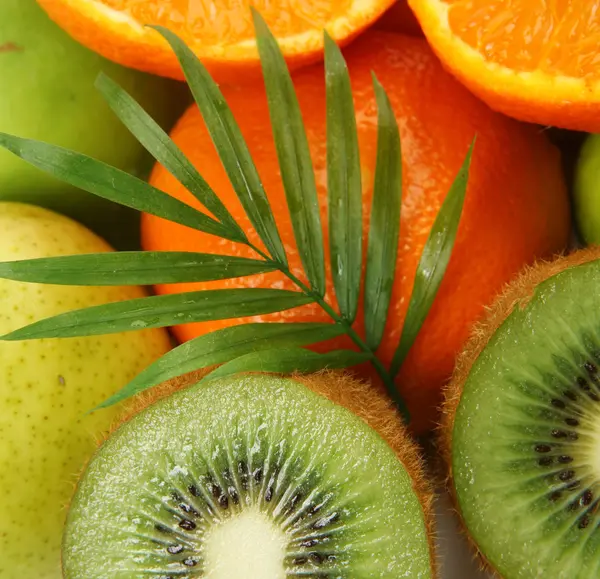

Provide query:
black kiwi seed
left=218, top=494, right=229, bottom=509
left=300, top=539, right=320, bottom=548
left=209, top=481, right=223, bottom=500
left=288, top=493, right=302, bottom=510
left=551, top=399, right=566, bottom=409
left=182, top=557, right=198, bottom=567
left=253, top=467, right=263, bottom=484
left=565, top=418, right=580, bottom=427
left=167, top=545, right=184, bottom=555
left=264, top=485, right=274, bottom=502
left=309, top=502, right=323, bottom=516
left=584, top=361, right=597, bottom=375
left=551, top=429, right=568, bottom=438
left=237, top=461, right=249, bottom=491
left=178, top=519, right=196, bottom=531
left=576, top=377, right=591, bottom=391
left=538, top=457, right=553, bottom=467
left=558, top=470, right=575, bottom=481
left=179, top=503, right=200, bottom=517
left=581, top=490, right=594, bottom=506
left=188, top=485, right=200, bottom=497
left=535, top=444, right=552, bottom=453
left=549, top=491, right=562, bottom=502
left=312, top=512, right=339, bottom=530
left=557, top=455, right=573, bottom=464
left=564, top=390, right=578, bottom=401
left=228, top=486, right=239, bottom=505
left=578, top=515, right=590, bottom=529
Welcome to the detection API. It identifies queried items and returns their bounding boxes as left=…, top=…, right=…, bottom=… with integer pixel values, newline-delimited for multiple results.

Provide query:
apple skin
left=0, top=0, right=189, bottom=249
left=0, top=202, right=173, bottom=579
left=574, top=133, right=600, bottom=245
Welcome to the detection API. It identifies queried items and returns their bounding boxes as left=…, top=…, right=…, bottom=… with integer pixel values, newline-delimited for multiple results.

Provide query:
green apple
left=0, top=202, right=172, bottom=579
left=574, top=133, right=600, bottom=245
left=0, top=0, right=188, bottom=249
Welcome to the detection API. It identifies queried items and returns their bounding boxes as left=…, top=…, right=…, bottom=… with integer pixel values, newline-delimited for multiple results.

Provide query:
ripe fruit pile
left=142, top=31, right=570, bottom=432
left=2, top=1, right=600, bottom=578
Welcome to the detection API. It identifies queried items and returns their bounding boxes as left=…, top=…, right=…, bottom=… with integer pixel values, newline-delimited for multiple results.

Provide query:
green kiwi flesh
left=451, top=258, right=600, bottom=578
left=63, top=374, right=433, bottom=578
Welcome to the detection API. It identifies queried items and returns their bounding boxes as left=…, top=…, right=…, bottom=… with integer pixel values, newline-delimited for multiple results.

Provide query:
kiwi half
left=441, top=248, right=600, bottom=578
left=63, top=372, right=436, bottom=578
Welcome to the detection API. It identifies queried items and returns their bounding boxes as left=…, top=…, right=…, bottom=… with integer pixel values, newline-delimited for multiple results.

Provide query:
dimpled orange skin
left=142, top=32, right=571, bottom=433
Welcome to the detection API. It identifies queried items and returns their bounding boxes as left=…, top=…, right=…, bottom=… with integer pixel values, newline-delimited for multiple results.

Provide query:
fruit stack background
left=2, top=0, right=599, bottom=578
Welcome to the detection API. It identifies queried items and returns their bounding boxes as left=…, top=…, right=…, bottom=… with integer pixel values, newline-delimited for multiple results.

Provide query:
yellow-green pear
left=0, top=202, right=172, bottom=578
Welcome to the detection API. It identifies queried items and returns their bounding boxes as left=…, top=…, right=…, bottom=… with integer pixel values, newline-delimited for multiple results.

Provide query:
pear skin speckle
left=0, top=202, right=171, bottom=579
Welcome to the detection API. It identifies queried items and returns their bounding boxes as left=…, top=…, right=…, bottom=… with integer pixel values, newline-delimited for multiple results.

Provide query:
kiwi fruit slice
left=441, top=247, right=600, bottom=578
left=63, top=372, right=436, bottom=578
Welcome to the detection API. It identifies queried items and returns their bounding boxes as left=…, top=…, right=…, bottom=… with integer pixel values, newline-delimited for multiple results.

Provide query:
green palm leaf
left=154, top=25, right=288, bottom=266
left=324, top=32, right=362, bottom=323
left=0, top=252, right=274, bottom=285
left=0, top=18, right=473, bottom=427
left=202, top=347, right=371, bottom=383
left=253, top=11, right=326, bottom=296
left=1, top=288, right=313, bottom=340
left=96, top=72, right=244, bottom=240
left=0, top=133, right=233, bottom=240
left=390, top=140, right=475, bottom=377
left=95, top=322, right=344, bottom=409
left=364, top=74, right=402, bottom=350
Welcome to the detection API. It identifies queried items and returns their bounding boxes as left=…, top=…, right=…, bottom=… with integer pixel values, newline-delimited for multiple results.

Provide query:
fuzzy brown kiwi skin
left=65, top=369, right=439, bottom=578
left=438, top=247, right=600, bottom=578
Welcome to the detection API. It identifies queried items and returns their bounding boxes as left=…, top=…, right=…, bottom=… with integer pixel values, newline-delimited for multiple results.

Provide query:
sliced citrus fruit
left=37, top=0, right=396, bottom=81
left=408, top=0, right=600, bottom=131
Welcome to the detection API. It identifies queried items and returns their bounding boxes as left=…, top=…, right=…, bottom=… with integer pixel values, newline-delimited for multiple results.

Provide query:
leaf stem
left=247, top=242, right=411, bottom=424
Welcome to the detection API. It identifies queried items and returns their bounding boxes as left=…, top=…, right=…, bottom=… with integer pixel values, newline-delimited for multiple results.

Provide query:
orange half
left=408, top=0, right=600, bottom=131
left=37, top=0, right=397, bottom=81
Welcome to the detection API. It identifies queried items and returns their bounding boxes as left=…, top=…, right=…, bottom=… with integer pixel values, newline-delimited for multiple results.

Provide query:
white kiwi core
left=203, top=507, right=287, bottom=578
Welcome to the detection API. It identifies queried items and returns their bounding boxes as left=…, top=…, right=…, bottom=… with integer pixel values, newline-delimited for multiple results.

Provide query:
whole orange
left=142, top=32, right=571, bottom=433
